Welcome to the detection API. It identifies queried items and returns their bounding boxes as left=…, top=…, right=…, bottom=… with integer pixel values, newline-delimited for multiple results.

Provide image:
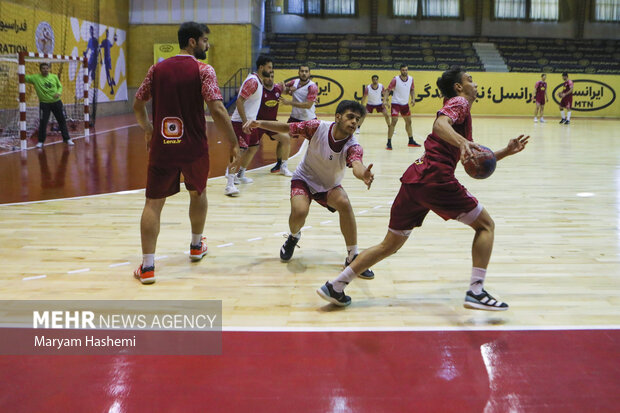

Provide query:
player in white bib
left=358, top=74, right=390, bottom=133
left=249, top=100, right=375, bottom=278
left=384, top=64, right=421, bottom=150
left=281, top=64, right=318, bottom=122
left=225, top=55, right=273, bottom=196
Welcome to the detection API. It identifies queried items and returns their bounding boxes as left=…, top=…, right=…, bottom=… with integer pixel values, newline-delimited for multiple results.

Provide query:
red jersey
left=562, top=79, right=574, bottom=96
left=135, top=55, right=223, bottom=166
left=257, top=84, right=283, bottom=121
left=401, top=96, right=471, bottom=184
left=534, top=80, right=547, bottom=103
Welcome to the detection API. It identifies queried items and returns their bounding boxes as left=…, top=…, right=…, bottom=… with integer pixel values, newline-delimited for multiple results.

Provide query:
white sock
left=191, top=233, right=202, bottom=246
left=346, top=245, right=358, bottom=262
left=469, top=267, right=486, bottom=295
left=561, top=110, right=566, bottom=120
left=226, top=173, right=235, bottom=186
left=567, top=111, right=571, bottom=120
left=330, top=266, right=356, bottom=292
left=540, top=117, right=545, bottom=121
left=281, top=160, right=288, bottom=168
left=142, top=254, right=155, bottom=268
left=237, top=167, right=246, bottom=178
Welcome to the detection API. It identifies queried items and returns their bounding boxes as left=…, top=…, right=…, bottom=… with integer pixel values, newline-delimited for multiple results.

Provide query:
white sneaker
left=540, top=118, right=546, bottom=123
left=534, top=118, right=538, bottom=122
left=35, top=142, right=43, bottom=148
left=233, top=175, right=240, bottom=185
left=224, top=185, right=239, bottom=197
left=65, top=138, right=75, bottom=146
left=280, top=166, right=293, bottom=177
left=238, top=176, right=253, bottom=184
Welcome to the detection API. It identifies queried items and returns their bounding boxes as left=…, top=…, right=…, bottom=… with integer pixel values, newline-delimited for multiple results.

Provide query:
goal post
left=0, top=52, right=90, bottom=151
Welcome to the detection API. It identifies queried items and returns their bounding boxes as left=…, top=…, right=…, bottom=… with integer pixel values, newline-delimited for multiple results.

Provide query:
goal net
left=0, top=52, right=90, bottom=151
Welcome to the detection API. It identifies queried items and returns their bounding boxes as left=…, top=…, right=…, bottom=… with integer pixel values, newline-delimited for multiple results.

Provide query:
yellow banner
left=273, top=70, right=619, bottom=118
left=154, top=44, right=208, bottom=65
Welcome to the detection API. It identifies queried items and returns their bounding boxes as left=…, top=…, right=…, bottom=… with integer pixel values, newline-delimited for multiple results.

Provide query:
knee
left=331, top=195, right=352, bottom=213
left=480, top=216, right=495, bottom=233
left=290, top=206, right=309, bottom=222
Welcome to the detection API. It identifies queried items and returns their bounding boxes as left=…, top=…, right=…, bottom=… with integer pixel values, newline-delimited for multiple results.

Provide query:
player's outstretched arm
left=495, top=135, right=530, bottom=161
left=248, top=120, right=290, bottom=134
left=352, top=161, right=374, bottom=189
left=208, top=100, right=240, bottom=166
left=432, top=115, right=480, bottom=162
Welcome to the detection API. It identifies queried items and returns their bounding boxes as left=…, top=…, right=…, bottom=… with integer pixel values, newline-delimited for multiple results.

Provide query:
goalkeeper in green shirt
left=25, top=63, right=74, bottom=148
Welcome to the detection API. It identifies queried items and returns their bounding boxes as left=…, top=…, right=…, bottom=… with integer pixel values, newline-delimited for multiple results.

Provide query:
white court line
left=301, top=225, right=312, bottom=230
left=223, top=325, right=620, bottom=333
left=320, top=220, right=332, bottom=225
left=22, top=275, right=47, bottom=281
left=67, top=268, right=90, bottom=274
left=154, top=255, right=168, bottom=261
left=217, top=243, right=233, bottom=248
left=359, top=210, right=368, bottom=214
left=247, top=237, right=262, bottom=242
left=109, top=262, right=130, bottom=268
left=274, top=231, right=288, bottom=237
left=373, top=205, right=382, bottom=209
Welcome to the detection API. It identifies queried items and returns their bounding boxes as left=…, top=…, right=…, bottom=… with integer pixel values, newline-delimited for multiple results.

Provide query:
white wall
left=130, top=0, right=253, bottom=24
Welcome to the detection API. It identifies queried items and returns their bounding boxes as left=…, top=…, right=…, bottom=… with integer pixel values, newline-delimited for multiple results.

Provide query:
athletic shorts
left=390, top=103, right=411, bottom=117
left=146, top=150, right=210, bottom=199
left=535, top=97, right=545, bottom=105
left=287, top=116, right=317, bottom=123
left=388, top=181, right=481, bottom=232
left=290, top=179, right=341, bottom=213
left=366, top=104, right=385, bottom=114
left=251, top=128, right=278, bottom=141
left=232, top=121, right=260, bottom=148
left=560, top=95, right=572, bottom=109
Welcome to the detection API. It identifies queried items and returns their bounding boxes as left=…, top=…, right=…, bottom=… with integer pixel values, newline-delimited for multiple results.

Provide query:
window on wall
left=422, top=0, right=460, bottom=17
left=530, top=0, right=558, bottom=20
left=494, top=0, right=526, bottom=19
left=594, top=0, right=620, bottom=21
left=286, top=0, right=356, bottom=16
left=393, top=0, right=419, bottom=17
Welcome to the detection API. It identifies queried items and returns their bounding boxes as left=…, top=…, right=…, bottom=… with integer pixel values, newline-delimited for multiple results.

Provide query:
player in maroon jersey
left=317, top=66, right=529, bottom=309
left=132, top=22, right=239, bottom=284
left=254, top=71, right=293, bottom=177
left=558, top=72, right=574, bottom=125
left=533, top=73, right=548, bottom=122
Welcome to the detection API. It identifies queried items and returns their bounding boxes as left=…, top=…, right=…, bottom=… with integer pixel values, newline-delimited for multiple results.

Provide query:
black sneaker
left=280, top=234, right=299, bottom=262
left=564, top=120, right=570, bottom=125
left=344, top=254, right=374, bottom=280
left=464, top=289, right=509, bottom=311
left=559, top=119, right=566, bottom=124
left=270, top=162, right=282, bottom=173
left=386, top=140, right=392, bottom=150
left=408, top=137, right=421, bottom=147
left=316, top=281, right=351, bottom=307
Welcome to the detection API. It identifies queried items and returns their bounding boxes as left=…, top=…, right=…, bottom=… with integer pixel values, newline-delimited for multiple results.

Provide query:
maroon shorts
left=290, top=179, right=341, bottom=213
left=232, top=121, right=260, bottom=148
left=535, top=96, right=545, bottom=105
left=366, top=104, right=385, bottom=114
left=146, top=150, right=210, bottom=199
left=388, top=181, right=479, bottom=231
left=560, top=95, right=572, bottom=109
left=391, top=103, right=411, bottom=117
left=287, top=116, right=316, bottom=123
left=251, top=128, right=278, bottom=141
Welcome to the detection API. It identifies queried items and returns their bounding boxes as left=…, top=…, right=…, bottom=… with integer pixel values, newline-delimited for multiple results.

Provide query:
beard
left=261, top=69, right=271, bottom=77
left=194, top=48, right=207, bottom=60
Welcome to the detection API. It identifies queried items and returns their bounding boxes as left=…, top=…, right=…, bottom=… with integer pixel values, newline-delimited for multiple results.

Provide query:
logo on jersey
left=265, top=99, right=278, bottom=107
left=161, top=117, right=184, bottom=142
left=551, top=80, right=615, bottom=112
left=282, top=75, right=344, bottom=108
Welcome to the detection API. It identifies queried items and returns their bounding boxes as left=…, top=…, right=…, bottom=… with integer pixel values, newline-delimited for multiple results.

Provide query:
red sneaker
left=190, top=237, right=208, bottom=261
left=134, top=265, right=155, bottom=284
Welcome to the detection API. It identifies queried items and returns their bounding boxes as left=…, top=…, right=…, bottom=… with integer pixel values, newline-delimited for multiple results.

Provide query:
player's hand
left=242, top=120, right=254, bottom=134
left=362, top=163, right=374, bottom=189
left=248, top=120, right=261, bottom=130
left=289, top=86, right=297, bottom=93
left=53, top=93, right=61, bottom=99
left=506, top=135, right=529, bottom=155
left=410, top=101, right=416, bottom=108
left=459, top=140, right=482, bottom=163
left=279, top=97, right=292, bottom=106
left=228, top=145, right=240, bottom=170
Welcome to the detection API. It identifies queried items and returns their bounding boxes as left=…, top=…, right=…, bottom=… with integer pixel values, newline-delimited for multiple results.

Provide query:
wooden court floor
left=1, top=114, right=619, bottom=330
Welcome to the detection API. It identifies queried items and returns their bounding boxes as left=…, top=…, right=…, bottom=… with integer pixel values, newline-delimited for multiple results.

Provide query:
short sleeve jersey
left=562, top=79, right=574, bottom=96
left=257, top=84, right=283, bottom=121
left=535, top=80, right=547, bottom=101
left=401, top=96, right=471, bottom=184
left=135, top=55, right=223, bottom=166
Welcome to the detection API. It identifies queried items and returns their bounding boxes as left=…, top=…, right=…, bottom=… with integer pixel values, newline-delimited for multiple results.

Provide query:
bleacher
left=266, top=33, right=484, bottom=71
left=266, top=33, right=620, bottom=74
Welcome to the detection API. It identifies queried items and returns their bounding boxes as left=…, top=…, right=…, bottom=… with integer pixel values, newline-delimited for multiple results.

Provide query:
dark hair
left=39, top=63, right=49, bottom=70
left=400, top=64, right=408, bottom=69
left=299, top=64, right=310, bottom=71
left=178, top=22, right=209, bottom=49
left=436, top=66, right=465, bottom=99
left=562, top=72, right=568, bottom=77
left=256, top=54, right=273, bottom=69
left=371, top=75, right=379, bottom=80
left=336, top=100, right=366, bottom=117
